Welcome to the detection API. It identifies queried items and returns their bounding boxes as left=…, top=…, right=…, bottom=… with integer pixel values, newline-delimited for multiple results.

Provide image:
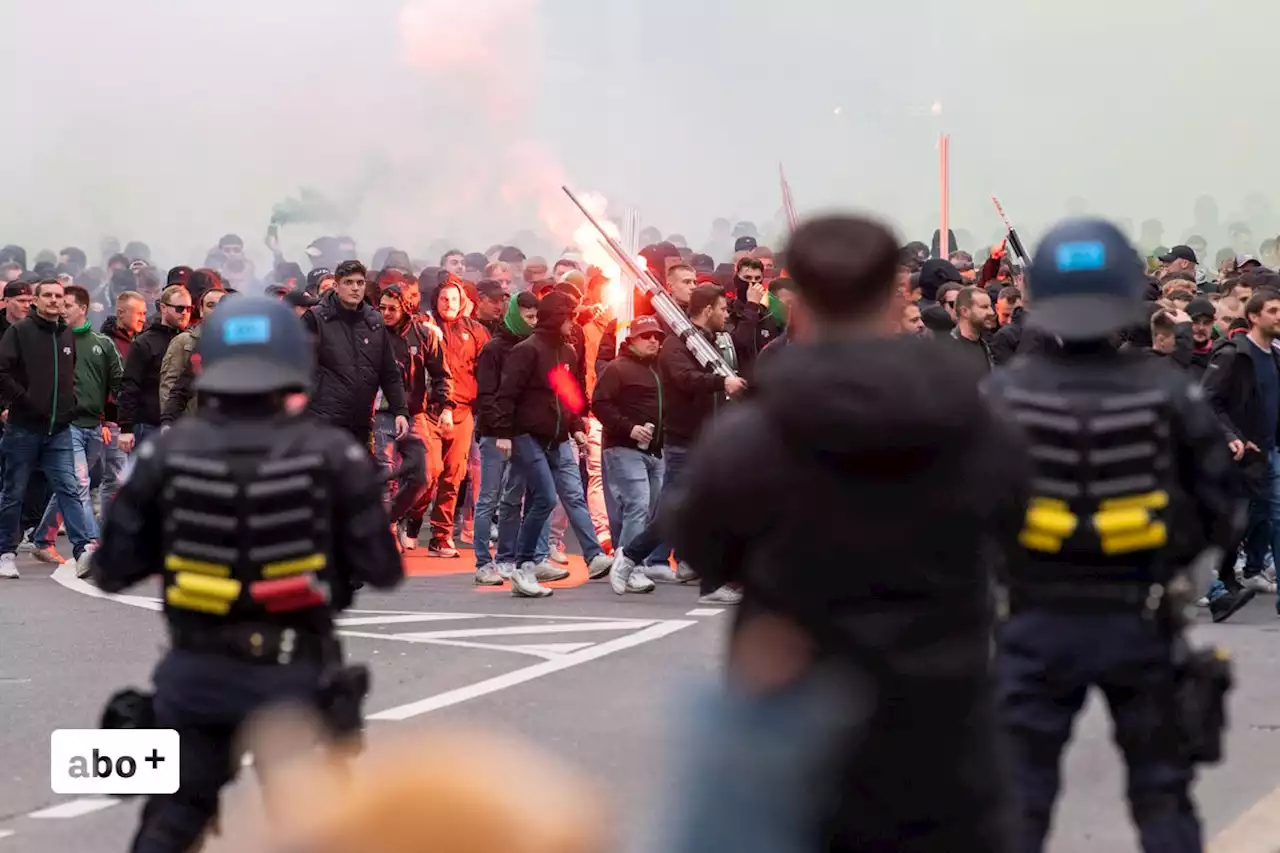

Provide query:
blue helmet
left=1027, top=218, right=1147, bottom=340
left=195, top=295, right=313, bottom=395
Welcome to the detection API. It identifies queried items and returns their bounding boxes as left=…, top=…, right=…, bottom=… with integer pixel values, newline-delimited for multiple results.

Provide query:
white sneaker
left=1243, top=574, right=1276, bottom=594
left=76, top=544, right=97, bottom=579
left=32, top=547, right=63, bottom=565
left=549, top=546, right=570, bottom=565
left=496, top=562, right=517, bottom=579
left=511, top=564, right=552, bottom=598
left=643, top=564, right=697, bottom=584
left=17, top=532, right=34, bottom=554
left=398, top=526, right=418, bottom=551
left=474, top=563, right=504, bottom=586
left=626, top=572, right=656, bottom=594
left=1266, top=566, right=1277, bottom=584
left=534, top=560, right=570, bottom=582
left=0, top=553, right=18, bottom=579
left=676, top=562, right=699, bottom=583
left=587, top=553, right=613, bottom=580
left=1195, top=596, right=1210, bottom=608
left=609, top=553, right=635, bottom=595
left=698, top=585, right=743, bottom=605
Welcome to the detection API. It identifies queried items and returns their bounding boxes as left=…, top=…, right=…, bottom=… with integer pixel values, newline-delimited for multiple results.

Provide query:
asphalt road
left=2, top=544, right=1280, bottom=852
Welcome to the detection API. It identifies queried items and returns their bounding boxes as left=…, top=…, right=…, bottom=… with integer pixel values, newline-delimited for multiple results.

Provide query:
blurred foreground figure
left=249, top=713, right=609, bottom=853
left=984, top=219, right=1239, bottom=853
left=91, top=296, right=403, bottom=853
left=668, top=215, right=1029, bottom=852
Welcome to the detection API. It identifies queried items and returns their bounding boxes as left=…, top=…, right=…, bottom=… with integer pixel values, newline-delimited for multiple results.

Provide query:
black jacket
left=592, top=347, right=664, bottom=456
left=659, top=326, right=727, bottom=447
left=989, top=306, right=1026, bottom=366
left=668, top=336, right=1028, bottom=851
left=730, top=299, right=785, bottom=380
left=491, top=328, right=586, bottom=446
left=947, top=326, right=994, bottom=374
left=474, top=324, right=524, bottom=438
left=0, top=314, right=77, bottom=434
left=1203, top=334, right=1280, bottom=451
left=303, top=292, right=408, bottom=431
left=119, top=318, right=181, bottom=433
left=384, top=315, right=451, bottom=418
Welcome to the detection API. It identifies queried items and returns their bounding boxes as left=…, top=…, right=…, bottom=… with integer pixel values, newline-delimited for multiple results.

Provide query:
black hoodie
left=0, top=313, right=77, bottom=433
left=491, top=293, right=586, bottom=446
left=119, top=317, right=182, bottom=433
left=668, top=335, right=1028, bottom=850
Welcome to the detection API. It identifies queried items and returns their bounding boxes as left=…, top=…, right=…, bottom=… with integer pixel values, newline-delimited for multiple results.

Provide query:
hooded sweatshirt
left=669, top=335, right=1029, bottom=849
left=429, top=277, right=490, bottom=409
left=69, top=319, right=123, bottom=428
left=490, top=291, right=586, bottom=446
left=474, top=293, right=536, bottom=437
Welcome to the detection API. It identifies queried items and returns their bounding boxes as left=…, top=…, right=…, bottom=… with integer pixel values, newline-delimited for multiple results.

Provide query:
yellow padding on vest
left=1100, top=522, right=1167, bottom=555
left=1100, top=491, right=1169, bottom=512
left=166, top=586, right=233, bottom=616
left=1019, top=530, right=1064, bottom=553
left=1092, top=506, right=1153, bottom=536
left=262, top=553, right=326, bottom=578
left=1024, top=503, right=1078, bottom=538
left=165, top=554, right=231, bottom=577
left=175, top=572, right=242, bottom=601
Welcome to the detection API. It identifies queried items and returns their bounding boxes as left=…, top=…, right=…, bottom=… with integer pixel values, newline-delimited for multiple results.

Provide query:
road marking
left=397, top=620, right=653, bottom=641
left=509, top=642, right=596, bottom=655
left=335, top=613, right=480, bottom=627
left=50, top=565, right=161, bottom=610
left=28, top=797, right=121, bottom=819
left=0, top=829, right=14, bottom=841
left=686, top=608, right=724, bottom=616
left=369, top=619, right=696, bottom=720
left=1208, top=780, right=1280, bottom=852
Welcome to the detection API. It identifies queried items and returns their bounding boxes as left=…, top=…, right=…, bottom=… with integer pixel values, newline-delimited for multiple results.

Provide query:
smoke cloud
left=1, top=0, right=1277, bottom=270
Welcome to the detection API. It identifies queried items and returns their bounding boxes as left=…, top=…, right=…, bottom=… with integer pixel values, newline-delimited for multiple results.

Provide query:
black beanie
left=537, top=290, right=577, bottom=331
left=917, top=258, right=964, bottom=302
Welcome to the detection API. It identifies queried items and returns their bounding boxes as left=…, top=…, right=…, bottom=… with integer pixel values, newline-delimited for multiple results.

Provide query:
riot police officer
left=91, top=295, right=403, bottom=853
left=983, top=219, right=1240, bottom=853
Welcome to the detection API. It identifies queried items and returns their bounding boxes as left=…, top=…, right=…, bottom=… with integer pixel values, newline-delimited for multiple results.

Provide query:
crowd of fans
left=1, top=221, right=1276, bottom=615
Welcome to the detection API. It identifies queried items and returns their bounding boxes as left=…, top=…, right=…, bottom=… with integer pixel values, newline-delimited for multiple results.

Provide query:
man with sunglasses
left=118, top=285, right=191, bottom=452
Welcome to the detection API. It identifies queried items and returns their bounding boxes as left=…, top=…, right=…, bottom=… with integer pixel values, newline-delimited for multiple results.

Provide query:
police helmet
left=1027, top=217, right=1147, bottom=341
left=195, top=295, right=313, bottom=395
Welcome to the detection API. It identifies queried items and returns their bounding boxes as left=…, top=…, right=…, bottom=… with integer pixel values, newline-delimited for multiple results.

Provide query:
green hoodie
left=503, top=293, right=534, bottom=338
left=70, top=320, right=124, bottom=428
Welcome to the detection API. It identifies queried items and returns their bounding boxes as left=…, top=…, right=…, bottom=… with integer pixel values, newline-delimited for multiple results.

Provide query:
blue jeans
left=34, top=425, right=104, bottom=547
left=603, top=446, right=663, bottom=551
left=510, top=435, right=603, bottom=565
left=474, top=437, right=522, bottom=565
left=0, top=425, right=96, bottom=557
left=642, top=443, right=690, bottom=566
left=98, top=423, right=127, bottom=518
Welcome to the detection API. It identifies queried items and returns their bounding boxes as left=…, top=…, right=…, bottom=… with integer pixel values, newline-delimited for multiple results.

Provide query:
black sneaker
left=1210, top=588, right=1255, bottom=623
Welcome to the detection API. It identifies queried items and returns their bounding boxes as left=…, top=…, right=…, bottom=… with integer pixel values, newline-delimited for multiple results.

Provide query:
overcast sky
left=2, top=0, right=1278, bottom=267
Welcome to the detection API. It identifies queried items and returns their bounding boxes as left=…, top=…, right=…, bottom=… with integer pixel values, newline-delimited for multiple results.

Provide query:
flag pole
left=939, top=133, right=950, bottom=259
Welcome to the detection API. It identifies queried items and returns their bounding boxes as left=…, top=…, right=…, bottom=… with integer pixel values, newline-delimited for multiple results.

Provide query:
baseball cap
left=1234, top=254, right=1262, bottom=270
left=1186, top=297, right=1216, bottom=320
left=628, top=315, right=666, bottom=339
left=734, top=236, right=758, bottom=253
left=1028, top=218, right=1147, bottom=340
left=3, top=280, right=33, bottom=298
left=1158, top=245, right=1198, bottom=265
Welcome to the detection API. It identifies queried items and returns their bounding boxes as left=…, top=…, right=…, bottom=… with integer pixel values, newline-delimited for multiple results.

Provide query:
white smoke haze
left=2, top=0, right=1279, bottom=271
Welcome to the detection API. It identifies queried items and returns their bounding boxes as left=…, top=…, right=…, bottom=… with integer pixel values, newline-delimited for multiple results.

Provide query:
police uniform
left=983, top=220, right=1240, bottom=853
left=91, top=296, right=403, bottom=853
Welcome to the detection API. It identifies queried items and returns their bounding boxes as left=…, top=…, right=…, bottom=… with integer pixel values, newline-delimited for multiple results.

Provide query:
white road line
left=51, top=565, right=161, bottom=610
left=509, top=642, right=596, bottom=655
left=686, top=608, right=724, bottom=616
left=338, top=631, right=567, bottom=660
left=396, top=620, right=653, bottom=641
left=0, top=829, right=14, bottom=841
left=28, top=797, right=121, bottom=819
left=369, top=619, right=696, bottom=721
left=335, top=614, right=480, bottom=627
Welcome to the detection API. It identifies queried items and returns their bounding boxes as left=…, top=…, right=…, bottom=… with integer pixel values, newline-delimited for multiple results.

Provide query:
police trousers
left=130, top=649, right=326, bottom=853
left=996, top=610, right=1201, bottom=853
